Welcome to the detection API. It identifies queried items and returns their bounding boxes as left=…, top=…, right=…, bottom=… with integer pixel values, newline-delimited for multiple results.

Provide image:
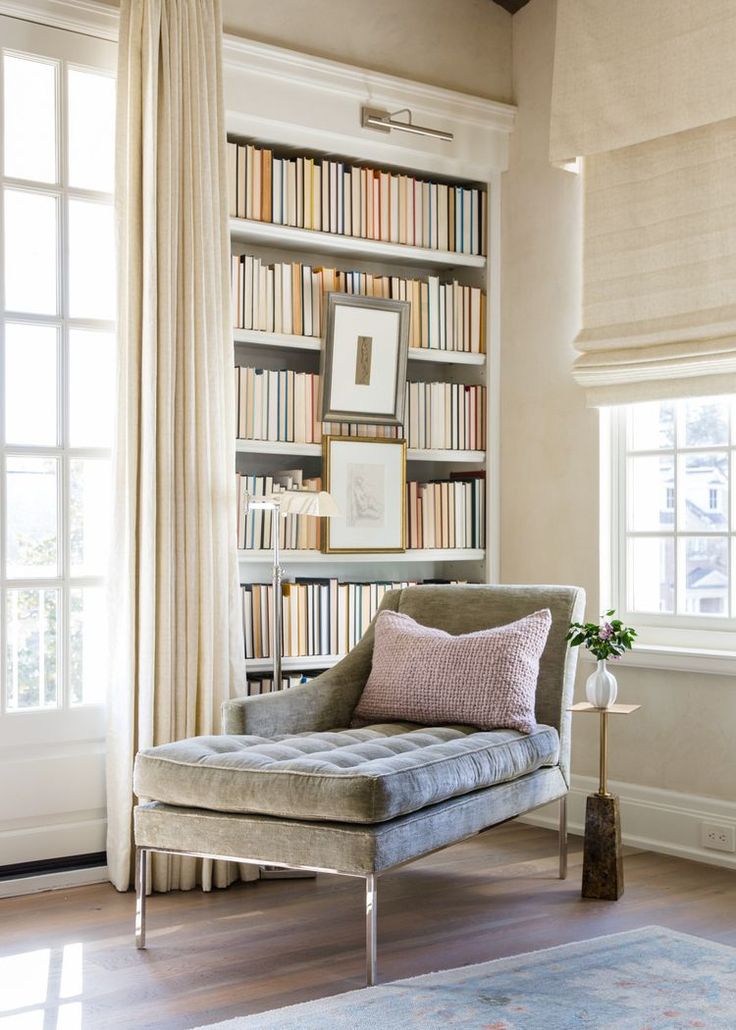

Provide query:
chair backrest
left=370, top=583, right=585, bottom=782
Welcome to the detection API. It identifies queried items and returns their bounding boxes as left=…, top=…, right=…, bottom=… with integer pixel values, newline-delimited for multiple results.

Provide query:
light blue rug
left=197, top=926, right=736, bottom=1029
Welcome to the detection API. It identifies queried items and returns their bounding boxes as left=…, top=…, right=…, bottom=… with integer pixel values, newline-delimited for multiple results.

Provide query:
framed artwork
left=322, top=435, right=406, bottom=553
left=320, top=293, right=410, bottom=425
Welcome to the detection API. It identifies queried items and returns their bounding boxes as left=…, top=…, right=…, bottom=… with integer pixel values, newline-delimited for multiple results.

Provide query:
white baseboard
left=0, top=865, right=109, bottom=899
left=521, top=775, right=736, bottom=871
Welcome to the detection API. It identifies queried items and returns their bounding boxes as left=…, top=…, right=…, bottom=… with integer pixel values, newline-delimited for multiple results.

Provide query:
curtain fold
left=550, top=0, right=736, bottom=164
left=107, top=0, right=248, bottom=892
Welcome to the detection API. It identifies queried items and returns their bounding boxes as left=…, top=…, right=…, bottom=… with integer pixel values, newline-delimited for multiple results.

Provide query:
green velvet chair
left=133, top=583, right=584, bottom=985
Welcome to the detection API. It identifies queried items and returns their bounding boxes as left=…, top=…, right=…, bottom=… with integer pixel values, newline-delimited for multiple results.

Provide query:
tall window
left=610, top=396, right=735, bottom=632
left=1, top=45, right=115, bottom=715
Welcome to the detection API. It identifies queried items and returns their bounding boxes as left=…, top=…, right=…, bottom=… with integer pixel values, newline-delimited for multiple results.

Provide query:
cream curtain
left=107, top=0, right=248, bottom=892
left=550, top=0, right=736, bottom=165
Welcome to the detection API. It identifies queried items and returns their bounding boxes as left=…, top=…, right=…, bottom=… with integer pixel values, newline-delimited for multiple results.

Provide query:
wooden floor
left=2, top=824, right=735, bottom=1029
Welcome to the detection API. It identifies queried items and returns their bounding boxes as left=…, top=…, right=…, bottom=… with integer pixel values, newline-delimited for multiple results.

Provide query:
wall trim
left=0, top=864, right=108, bottom=899
left=0, top=0, right=117, bottom=39
left=522, top=775, right=736, bottom=871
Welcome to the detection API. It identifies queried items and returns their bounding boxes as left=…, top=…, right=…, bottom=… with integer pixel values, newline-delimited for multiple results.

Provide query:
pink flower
left=598, top=622, right=614, bottom=640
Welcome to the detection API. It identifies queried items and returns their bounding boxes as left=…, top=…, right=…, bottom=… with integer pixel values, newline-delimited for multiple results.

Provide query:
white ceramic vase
left=585, top=658, right=618, bottom=708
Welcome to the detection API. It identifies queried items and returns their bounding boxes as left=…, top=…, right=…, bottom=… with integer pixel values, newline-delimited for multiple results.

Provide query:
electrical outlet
left=701, top=822, right=736, bottom=853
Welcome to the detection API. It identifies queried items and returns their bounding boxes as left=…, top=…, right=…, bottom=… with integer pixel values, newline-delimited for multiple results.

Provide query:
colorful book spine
left=227, top=139, right=488, bottom=257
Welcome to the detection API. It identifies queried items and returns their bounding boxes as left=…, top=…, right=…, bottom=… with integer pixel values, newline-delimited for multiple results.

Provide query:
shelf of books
left=228, top=132, right=491, bottom=692
left=238, top=549, right=484, bottom=566
left=236, top=441, right=486, bottom=463
left=229, top=219, right=485, bottom=271
left=234, top=330, right=485, bottom=367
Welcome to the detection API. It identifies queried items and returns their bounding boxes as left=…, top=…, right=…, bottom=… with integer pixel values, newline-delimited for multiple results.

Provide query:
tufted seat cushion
left=134, top=722, right=560, bottom=825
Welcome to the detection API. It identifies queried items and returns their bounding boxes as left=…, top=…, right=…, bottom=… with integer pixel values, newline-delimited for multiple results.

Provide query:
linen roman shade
left=550, top=0, right=736, bottom=166
left=574, top=118, right=736, bottom=405
left=551, top=0, right=736, bottom=405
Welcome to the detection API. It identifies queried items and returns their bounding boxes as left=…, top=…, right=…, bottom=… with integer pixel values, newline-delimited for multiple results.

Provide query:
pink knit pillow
left=354, top=608, right=552, bottom=734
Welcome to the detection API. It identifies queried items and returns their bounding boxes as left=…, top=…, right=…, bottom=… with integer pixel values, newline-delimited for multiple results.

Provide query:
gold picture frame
left=322, top=435, right=406, bottom=553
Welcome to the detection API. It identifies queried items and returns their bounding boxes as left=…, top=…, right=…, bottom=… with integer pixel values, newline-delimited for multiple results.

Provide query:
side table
left=569, top=701, right=641, bottom=901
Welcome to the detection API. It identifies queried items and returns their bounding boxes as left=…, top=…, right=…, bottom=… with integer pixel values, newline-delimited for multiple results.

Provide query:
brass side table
left=569, top=701, right=641, bottom=901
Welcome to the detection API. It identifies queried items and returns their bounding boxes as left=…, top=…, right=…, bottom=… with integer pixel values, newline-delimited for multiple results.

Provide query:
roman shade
left=551, top=0, right=736, bottom=406
left=550, top=0, right=736, bottom=166
left=574, top=118, right=736, bottom=405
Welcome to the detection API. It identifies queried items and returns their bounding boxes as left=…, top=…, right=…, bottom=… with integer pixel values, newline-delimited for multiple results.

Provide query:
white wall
left=502, top=0, right=736, bottom=857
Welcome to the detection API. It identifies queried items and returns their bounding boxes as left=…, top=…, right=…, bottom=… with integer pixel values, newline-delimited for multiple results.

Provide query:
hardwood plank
left=0, top=823, right=734, bottom=1029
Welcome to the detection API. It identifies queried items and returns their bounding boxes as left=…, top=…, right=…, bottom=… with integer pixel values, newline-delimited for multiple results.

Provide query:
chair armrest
left=222, top=629, right=375, bottom=736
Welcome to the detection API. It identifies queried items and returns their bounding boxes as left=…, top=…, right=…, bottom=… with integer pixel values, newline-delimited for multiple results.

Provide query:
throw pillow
left=354, top=608, right=552, bottom=734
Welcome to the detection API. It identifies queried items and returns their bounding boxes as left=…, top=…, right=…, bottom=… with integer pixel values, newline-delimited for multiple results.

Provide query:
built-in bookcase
left=222, top=41, right=514, bottom=692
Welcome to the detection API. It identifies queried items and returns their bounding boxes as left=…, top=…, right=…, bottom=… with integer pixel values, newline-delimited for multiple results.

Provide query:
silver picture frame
left=320, top=293, right=410, bottom=426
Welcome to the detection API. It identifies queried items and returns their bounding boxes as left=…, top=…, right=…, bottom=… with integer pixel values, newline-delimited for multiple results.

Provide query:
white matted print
left=323, top=436, right=406, bottom=553
left=321, top=294, right=409, bottom=425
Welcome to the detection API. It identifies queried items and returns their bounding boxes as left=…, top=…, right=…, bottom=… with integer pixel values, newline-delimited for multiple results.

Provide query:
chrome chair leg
left=135, top=847, right=148, bottom=948
left=559, top=795, right=568, bottom=880
left=366, top=873, right=377, bottom=986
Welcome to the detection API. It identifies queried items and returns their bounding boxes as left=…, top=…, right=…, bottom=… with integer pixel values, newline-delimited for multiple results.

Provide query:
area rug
left=196, top=926, right=736, bottom=1029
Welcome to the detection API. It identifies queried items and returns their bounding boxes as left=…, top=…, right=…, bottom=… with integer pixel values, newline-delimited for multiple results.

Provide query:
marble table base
left=582, top=793, right=624, bottom=900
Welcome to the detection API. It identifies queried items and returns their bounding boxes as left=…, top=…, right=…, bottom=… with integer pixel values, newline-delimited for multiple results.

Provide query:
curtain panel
left=107, top=0, right=247, bottom=892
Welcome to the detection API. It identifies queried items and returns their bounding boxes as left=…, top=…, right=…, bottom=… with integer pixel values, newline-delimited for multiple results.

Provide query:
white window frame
left=0, top=19, right=115, bottom=725
left=603, top=403, right=736, bottom=675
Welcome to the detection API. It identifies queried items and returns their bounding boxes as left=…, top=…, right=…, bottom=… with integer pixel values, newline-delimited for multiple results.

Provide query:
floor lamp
left=244, top=489, right=341, bottom=689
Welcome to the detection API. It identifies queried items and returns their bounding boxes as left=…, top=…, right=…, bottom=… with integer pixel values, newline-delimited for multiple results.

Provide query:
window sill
left=581, top=645, right=736, bottom=677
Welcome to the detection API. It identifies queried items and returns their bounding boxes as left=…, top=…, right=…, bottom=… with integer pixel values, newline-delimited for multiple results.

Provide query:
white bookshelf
left=235, top=440, right=486, bottom=463
left=238, top=548, right=485, bottom=566
left=225, top=41, right=514, bottom=682
left=246, top=655, right=341, bottom=674
left=234, top=328, right=485, bottom=366
left=229, top=218, right=485, bottom=270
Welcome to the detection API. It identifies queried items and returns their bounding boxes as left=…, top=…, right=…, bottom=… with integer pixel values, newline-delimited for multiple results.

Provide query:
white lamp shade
left=277, top=490, right=341, bottom=517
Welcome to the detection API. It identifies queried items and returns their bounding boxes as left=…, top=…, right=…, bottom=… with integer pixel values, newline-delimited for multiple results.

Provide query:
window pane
left=68, top=67, right=114, bottom=192
left=627, top=455, right=673, bottom=531
left=69, top=329, right=115, bottom=447
left=4, top=323, right=57, bottom=445
left=5, top=457, right=58, bottom=578
left=628, top=400, right=674, bottom=451
left=684, top=398, right=729, bottom=448
left=681, top=537, right=729, bottom=616
left=681, top=452, right=728, bottom=531
left=70, top=586, right=106, bottom=705
left=628, top=537, right=675, bottom=614
left=68, top=199, right=115, bottom=319
left=70, top=459, right=110, bottom=576
left=3, top=54, right=56, bottom=183
left=4, top=189, right=58, bottom=314
left=5, top=588, right=58, bottom=710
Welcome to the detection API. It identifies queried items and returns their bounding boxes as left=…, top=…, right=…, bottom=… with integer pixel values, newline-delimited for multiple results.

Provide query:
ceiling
left=491, top=0, right=531, bottom=12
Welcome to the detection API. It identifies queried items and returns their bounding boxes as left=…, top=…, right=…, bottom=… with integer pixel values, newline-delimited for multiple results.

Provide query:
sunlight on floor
left=0, top=942, right=83, bottom=1028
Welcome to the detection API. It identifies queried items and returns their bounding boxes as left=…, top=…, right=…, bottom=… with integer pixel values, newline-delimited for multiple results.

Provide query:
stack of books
left=235, top=366, right=485, bottom=451
left=227, top=140, right=487, bottom=256
left=232, top=255, right=486, bottom=353
left=406, top=476, right=486, bottom=549
left=237, top=470, right=322, bottom=551
left=243, top=578, right=435, bottom=659
left=405, top=382, right=486, bottom=450
left=235, top=367, right=322, bottom=443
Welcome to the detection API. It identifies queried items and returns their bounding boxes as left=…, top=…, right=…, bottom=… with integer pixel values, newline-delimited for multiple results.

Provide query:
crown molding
left=0, top=0, right=118, bottom=39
